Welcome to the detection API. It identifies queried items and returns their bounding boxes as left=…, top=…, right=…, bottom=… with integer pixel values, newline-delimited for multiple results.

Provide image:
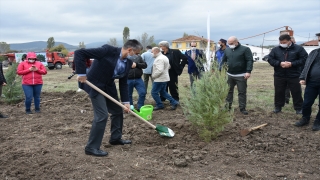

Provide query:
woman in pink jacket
left=17, top=52, right=47, bottom=114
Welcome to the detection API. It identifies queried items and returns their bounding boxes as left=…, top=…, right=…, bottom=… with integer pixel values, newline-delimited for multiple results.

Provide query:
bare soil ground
left=1, top=64, right=320, bottom=180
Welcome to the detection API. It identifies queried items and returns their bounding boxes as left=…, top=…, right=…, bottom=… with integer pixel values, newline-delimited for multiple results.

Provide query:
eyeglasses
left=191, top=46, right=196, bottom=47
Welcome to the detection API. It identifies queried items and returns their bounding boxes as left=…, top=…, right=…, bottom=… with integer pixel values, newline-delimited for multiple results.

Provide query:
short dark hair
left=22, top=54, right=27, bottom=60
left=123, top=39, right=143, bottom=51
left=316, top=33, right=320, bottom=37
left=279, top=34, right=291, bottom=41
left=146, top=45, right=152, bottom=49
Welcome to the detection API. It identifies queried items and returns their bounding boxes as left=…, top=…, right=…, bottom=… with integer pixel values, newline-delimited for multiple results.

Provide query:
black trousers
left=162, top=69, right=179, bottom=101
left=302, top=80, right=320, bottom=120
left=86, top=93, right=123, bottom=149
left=274, top=76, right=303, bottom=110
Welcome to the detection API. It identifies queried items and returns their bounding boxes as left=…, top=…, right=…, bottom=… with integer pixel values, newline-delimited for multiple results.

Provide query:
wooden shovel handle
left=250, top=123, right=268, bottom=131
left=85, top=80, right=156, bottom=129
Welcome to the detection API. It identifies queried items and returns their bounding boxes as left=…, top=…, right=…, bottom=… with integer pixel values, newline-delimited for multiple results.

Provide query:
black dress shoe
left=312, top=119, right=320, bottom=131
left=273, top=107, right=282, bottom=113
left=0, top=113, right=8, bottom=118
left=154, top=106, right=164, bottom=111
left=295, top=117, right=309, bottom=127
left=109, top=139, right=132, bottom=145
left=85, top=147, right=108, bottom=157
left=240, top=109, right=248, bottom=115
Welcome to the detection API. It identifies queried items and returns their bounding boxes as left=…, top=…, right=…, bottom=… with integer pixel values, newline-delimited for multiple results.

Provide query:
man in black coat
left=0, top=61, right=8, bottom=118
left=75, top=39, right=143, bottom=157
left=268, top=34, right=308, bottom=114
left=158, top=41, right=188, bottom=102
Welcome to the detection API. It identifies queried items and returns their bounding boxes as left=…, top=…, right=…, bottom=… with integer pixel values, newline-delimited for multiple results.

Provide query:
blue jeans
left=151, top=82, right=178, bottom=108
left=22, top=84, right=42, bottom=111
left=127, top=78, right=146, bottom=109
left=302, top=80, right=320, bottom=120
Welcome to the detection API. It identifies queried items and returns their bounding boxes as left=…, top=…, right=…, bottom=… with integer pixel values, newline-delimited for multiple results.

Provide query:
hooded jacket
left=17, top=61, right=47, bottom=85
left=127, top=55, right=147, bottom=79
left=268, top=43, right=308, bottom=78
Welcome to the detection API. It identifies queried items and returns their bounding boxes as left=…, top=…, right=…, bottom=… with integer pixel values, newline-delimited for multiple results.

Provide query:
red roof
left=172, top=35, right=214, bottom=43
left=302, top=40, right=318, bottom=46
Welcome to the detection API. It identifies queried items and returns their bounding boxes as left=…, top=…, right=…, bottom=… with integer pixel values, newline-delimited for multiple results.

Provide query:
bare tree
left=78, top=42, right=86, bottom=49
left=136, top=32, right=154, bottom=50
left=107, top=38, right=118, bottom=47
left=0, top=42, right=10, bottom=53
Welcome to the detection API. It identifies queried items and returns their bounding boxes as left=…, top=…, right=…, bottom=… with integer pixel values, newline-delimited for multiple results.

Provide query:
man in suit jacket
left=184, top=42, right=205, bottom=87
left=158, top=41, right=188, bottom=102
left=75, top=39, right=143, bottom=157
left=0, top=61, right=8, bottom=118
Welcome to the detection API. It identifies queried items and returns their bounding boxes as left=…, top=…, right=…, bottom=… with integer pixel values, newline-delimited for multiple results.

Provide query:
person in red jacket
left=17, top=52, right=47, bottom=114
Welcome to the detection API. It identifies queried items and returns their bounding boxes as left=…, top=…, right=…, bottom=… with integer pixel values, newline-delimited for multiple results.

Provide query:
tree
left=37, top=54, right=46, bottom=62
left=3, top=63, right=23, bottom=104
left=47, top=37, right=55, bottom=49
left=0, top=42, right=10, bottom=54
left=107, top=38, right=118, bottom=47
left=136, top=32, right=155, bottom=50
left=183, top=32, right=189, bottom=37
left=78, top=42, right=85, bottom=49
left=49, top=44, right=68, bottom=56
left=123, top=27, right=130, bottom=44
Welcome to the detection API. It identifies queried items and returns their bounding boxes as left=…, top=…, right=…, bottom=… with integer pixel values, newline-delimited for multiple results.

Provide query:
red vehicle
left=46, top=50, right=67, bottom=70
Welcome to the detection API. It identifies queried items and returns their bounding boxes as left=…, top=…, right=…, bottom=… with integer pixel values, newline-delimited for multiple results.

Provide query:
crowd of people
left=0, top=33, right=319, bottom=157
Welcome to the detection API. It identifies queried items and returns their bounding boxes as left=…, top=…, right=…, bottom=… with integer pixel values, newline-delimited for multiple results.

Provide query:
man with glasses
left=184, top=42, right=205, bottom=87
left=295, top=33, right=320, bottom=131
left=221, top=36, right=253, bottom=115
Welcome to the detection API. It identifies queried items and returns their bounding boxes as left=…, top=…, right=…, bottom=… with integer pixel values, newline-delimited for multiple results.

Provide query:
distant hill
left=9, top=41, right=78, bottom=52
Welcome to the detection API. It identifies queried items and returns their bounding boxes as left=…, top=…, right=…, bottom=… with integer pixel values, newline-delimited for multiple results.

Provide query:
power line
left=239, top=26, right=286, bottom=40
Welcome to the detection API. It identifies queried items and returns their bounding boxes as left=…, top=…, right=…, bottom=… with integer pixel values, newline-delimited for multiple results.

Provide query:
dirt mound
left=1, top=92, right=320, bottom=179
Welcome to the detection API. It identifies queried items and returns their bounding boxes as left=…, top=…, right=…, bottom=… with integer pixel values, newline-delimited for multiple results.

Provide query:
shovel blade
left=240, top=129, right=250, bottom=137
left=155, top=124, right=175, bottom=137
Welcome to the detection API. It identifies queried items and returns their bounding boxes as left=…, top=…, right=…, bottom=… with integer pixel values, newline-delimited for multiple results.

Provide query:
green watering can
left=133, top=105, right=153, bottom=121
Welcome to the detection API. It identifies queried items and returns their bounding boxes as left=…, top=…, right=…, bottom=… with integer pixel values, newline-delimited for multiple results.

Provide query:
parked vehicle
left=46, top=50, right=67, bottom=70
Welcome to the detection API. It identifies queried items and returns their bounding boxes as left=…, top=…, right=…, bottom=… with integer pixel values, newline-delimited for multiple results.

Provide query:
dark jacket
left=221, top=43, right=253, bottom=74
left=164, top=49, right=188, bottom=75
left=184, top=49, right=205, bottom=74
left=0, top=62, right=6, bottom=85
left=74, top=44, right=133, bottom=102
left=299, top=48, right=320, bottom=81
left=268, top=43, right=308, bottom=78
left=127, top=55, right=147, bottom=79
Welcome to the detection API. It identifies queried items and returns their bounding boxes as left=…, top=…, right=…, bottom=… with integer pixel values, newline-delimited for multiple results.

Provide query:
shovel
left=85, top=80, right=175, bottom=138
left=240, top=123, right=268, bottom=136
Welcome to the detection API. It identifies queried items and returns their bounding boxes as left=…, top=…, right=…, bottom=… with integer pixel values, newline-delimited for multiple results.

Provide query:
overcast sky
left=0, top=0, right=319, bottom=46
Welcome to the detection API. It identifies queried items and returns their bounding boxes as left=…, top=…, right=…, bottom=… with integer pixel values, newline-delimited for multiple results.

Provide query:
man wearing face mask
left=295, top=33, right=320, bottom=131
left=75, top=39, right=143, bottom=157
left=184, top=42, right=205, bottom=87
left=159, top=41, right=188, bottom=102
left=268, top=34, right=308, bottom=114
left=221, top=36, right=253, bottom=115
left=215, top=39, right=228, bottom=70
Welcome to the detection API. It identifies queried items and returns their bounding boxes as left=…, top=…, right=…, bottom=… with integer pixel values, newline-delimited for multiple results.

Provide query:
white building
left=242, top=44, right=271, bottom=61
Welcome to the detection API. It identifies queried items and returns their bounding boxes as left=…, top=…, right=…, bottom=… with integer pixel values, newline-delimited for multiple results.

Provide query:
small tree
left=107, top=38, right=118, bottom=47
left=78, top=42, right=85, bottom=49
left=47, top=37, right=55, bottom=49
left=3, top=63, right=23, bottom=104
left=180, top=63, right=233, bottom=142
left=136, top=32, right=155, bottom=50
left=183, top=32, right=189, bottom=37
left=123, top=27, right=130, bottom=44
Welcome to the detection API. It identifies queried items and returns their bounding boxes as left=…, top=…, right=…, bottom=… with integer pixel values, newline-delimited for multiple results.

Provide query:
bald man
left=221, top=36, right=253, bottom=115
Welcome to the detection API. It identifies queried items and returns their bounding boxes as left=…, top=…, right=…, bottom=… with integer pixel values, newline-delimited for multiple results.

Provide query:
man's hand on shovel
left=77, top=75, right=87, bottom=83
left=123, top=103, right=130, bottom=113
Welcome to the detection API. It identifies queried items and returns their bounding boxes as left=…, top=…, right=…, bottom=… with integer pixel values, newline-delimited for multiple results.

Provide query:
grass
left=3, top=63, right=317, bottom=117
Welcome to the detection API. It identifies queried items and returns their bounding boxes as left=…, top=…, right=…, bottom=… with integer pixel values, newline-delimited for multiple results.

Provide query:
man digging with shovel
left=75, top=39, right=143, bottom=157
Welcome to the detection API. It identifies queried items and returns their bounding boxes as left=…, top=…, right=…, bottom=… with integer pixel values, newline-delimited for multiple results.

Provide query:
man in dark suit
left=158, top=41, right=188, bottom=102
left=75, top=39, right=143, bottom=157
left=184, top=42, right=205, bottom=87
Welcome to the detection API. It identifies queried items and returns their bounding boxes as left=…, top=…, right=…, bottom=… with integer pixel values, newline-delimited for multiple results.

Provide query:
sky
left=0, top=0, right=319, bottom=46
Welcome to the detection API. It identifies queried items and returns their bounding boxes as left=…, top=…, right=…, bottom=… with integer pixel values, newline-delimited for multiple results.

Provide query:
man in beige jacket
left=151, top=47, right=179, bottom=110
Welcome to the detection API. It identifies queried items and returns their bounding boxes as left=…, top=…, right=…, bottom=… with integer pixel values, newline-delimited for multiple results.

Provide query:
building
left=171, top=35, right=215, bottom=53
left=301, top=40, right=319, bottom=54
left=242, top=44, right=271, bottom=61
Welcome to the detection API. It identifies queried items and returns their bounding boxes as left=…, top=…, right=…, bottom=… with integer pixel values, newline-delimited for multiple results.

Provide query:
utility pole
left=261, top=33, right=265, bottom=60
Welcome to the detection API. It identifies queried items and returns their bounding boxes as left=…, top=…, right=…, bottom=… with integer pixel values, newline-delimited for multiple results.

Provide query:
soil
left=1, top=91, right=320, bottom=180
